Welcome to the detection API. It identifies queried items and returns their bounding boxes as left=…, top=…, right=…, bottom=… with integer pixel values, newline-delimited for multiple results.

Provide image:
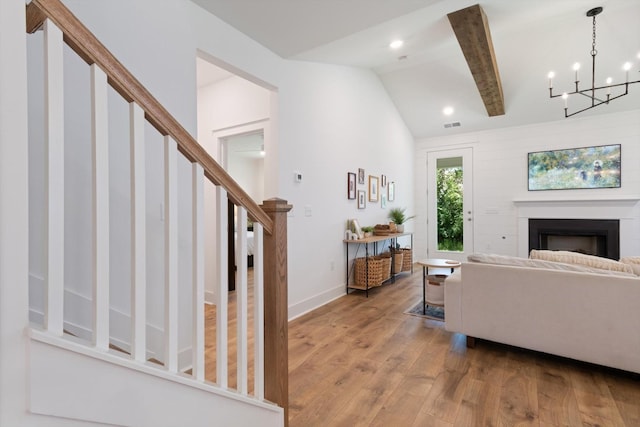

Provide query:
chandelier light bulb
left=562, top=92, right=568, bottom=108
left=548, top=71, right=555, bottom=88
left=606, top=77, right=612, bottom=95
left=573, top=62, right=580, bottom=82
left=624, top=62, right=632, bottom=82
left=443, top=106, right=454, bottom=116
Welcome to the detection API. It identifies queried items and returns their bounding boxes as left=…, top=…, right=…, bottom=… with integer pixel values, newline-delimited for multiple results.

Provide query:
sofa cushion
left=620, top=257, right=640, bottom=276
left=530, top=250, right=634, bottom=274
left=468, top=253, right=636, bottom=277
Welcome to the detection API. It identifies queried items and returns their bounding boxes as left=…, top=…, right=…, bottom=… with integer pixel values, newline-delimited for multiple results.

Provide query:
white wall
left=192, top=10, right=416, bottom=316
left=197, top=75, right=271, bottom=302
left=228, top=154, right=264, bottom=202
left=414, top=110, right=640, bottom=259
left=0, top=0, right=31, bottom=424
left=277, top=60, right=415, bottom=316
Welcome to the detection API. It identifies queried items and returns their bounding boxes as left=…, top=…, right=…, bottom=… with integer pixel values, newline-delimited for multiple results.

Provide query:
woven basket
left=388, top=251, right=404, bottom=273
left=377, top=254, right=393, bottom=280
left=354, top=257, right=384, bottom=288
left=400, top=248, right=412, bottom=271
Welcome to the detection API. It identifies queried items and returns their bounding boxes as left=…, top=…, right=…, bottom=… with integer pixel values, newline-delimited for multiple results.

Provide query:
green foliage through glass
left=437, top=166, right=463, bottom=251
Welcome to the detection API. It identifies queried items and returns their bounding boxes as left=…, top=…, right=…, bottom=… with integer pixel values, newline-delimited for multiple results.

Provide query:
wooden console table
left=343, top=232, right=413, bottom=297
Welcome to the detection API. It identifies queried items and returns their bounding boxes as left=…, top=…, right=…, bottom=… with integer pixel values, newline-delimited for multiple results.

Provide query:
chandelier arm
left=576, top=91, right=607, bottom=104
left=548, top=6, right=637, bottom=118
left=549, top=80, right=639, bottom=99
left=565, top=91, right=629, bottom=118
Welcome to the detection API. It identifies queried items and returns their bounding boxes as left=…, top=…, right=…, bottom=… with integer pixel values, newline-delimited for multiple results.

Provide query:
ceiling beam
left=447, top=4, right=505, bottom=116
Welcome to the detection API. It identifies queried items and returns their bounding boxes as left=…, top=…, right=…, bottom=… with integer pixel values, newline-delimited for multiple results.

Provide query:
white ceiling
left=191, top=0, right=640, bottom=139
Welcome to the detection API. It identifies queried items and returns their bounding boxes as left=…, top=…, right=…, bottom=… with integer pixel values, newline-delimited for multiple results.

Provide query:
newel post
left=261, top=198, right=292, bottom=425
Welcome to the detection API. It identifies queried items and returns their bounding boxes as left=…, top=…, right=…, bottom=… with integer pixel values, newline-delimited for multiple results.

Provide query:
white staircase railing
left=25, top=0, right=290, bottom=424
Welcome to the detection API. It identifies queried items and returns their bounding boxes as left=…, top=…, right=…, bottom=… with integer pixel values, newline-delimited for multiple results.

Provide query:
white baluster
left=164, top=136, right=178, bottom=373
left=91, top=64, right=110, bottom=350
left=216, top=187, right=228, bottom=388
left=236, top=207, right=248, bottom=395
left=130, top=102, right=146, bottom=362
left=43, top=19, right=64, bottom=336
left=253, top=222, right=265, bottom=400
left=192, top=163, right=205, bottom=381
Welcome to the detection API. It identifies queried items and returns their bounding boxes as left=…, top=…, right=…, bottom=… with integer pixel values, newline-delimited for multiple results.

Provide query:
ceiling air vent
left=443, top=122, right=461, bottom=128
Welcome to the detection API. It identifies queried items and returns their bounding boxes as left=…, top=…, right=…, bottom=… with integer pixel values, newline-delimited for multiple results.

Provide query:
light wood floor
left=287, top=267, right=640, bottom=426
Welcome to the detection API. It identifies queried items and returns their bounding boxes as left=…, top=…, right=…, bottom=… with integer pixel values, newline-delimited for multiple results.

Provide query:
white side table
left=416, top=258, right=461, bottom=315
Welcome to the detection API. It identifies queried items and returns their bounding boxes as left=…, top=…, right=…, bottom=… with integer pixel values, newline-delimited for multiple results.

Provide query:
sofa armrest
left=444, top=268, right=462, bottom=332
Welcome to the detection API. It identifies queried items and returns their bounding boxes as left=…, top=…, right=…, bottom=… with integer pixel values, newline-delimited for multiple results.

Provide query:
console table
left=343, top=232, right=413, bottom=297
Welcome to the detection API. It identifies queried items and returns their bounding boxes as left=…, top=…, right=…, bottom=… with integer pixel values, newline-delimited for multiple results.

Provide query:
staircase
left=3, top=0, right=289, bottom=425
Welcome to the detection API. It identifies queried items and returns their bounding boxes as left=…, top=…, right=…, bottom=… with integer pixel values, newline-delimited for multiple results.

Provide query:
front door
left=426, top=148, right=473, bottom=261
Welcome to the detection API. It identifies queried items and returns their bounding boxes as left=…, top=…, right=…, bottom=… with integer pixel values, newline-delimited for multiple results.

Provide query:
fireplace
left=528, top=219, right=620, bottom=260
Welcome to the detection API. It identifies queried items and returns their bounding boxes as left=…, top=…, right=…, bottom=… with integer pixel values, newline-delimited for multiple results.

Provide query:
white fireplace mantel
left=513, top=196, right=640, bottom=257
left=513, top=196, right=640, bottom=206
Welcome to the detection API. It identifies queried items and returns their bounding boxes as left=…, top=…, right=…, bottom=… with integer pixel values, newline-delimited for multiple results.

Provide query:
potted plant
left=361, top=226, right=374, bottom=238
left=388, top=207, right=415, bottom=233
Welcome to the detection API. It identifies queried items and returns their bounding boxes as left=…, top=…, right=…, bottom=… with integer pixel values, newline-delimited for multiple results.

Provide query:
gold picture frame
left=368, top=175, right=379, bottom=202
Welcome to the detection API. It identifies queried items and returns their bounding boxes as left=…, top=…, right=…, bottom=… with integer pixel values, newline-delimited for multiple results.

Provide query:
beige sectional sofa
left=444, top=252, right=640, bottom=374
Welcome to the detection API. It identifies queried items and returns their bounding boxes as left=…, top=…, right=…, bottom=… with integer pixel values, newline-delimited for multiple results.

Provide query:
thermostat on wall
left=294, top=172, right=303, bottom=183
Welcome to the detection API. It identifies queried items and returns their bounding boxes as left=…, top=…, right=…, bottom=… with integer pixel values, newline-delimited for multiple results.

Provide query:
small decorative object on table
left=388, top=207, right=415, bottom=233
left=361, top=226, right=374, bottom=238
left=373, top=224, right=392, bottom=235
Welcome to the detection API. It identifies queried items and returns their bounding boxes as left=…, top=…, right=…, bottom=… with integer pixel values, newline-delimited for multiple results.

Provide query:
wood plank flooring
left=286, top=268, right=640, bottom=426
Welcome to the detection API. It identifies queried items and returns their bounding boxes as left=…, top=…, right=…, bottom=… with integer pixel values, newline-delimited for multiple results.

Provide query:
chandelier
left=547, top=6, right=639, bottom=118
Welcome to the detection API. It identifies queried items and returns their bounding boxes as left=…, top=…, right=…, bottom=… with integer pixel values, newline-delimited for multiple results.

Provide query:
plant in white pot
left=388, top=207, right=415, bottom=233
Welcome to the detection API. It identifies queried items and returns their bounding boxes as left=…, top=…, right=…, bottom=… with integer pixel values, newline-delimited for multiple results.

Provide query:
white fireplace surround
left=514, top=196, right=640, bottom=259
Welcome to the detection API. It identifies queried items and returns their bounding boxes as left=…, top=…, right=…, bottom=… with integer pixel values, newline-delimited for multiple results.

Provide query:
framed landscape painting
left=528, top=144, right=621, bottom=191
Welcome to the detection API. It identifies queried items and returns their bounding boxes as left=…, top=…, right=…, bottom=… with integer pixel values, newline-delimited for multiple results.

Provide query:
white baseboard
left=288, top=284, right=345, bottom=321
left=29, top=272, right=166, bottom=365
left=205, top=290, right=216, bottom=305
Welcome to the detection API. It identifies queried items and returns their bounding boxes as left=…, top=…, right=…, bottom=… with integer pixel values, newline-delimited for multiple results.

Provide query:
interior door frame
left=426, top=147, right=474, bottom=262
left=214, top=121, right=269, bottom=291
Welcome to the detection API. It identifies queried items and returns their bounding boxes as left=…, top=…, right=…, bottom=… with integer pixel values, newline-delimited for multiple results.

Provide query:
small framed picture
left=357, top=190, right=366, bottom=209
left=381, top=175, right=387, bottom=188
left=347, top=172, right=356, bottom=199
left=368, top=176, right=379, bottom=202
left=388, top=181, right=395, bottom=201
left=381, top=193, right=387, bottom=208
left=358, top=168, right=365, bottom=185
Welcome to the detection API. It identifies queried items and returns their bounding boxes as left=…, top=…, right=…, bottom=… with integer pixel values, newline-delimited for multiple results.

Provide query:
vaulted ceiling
left=191, top=0, right=640, bottom=139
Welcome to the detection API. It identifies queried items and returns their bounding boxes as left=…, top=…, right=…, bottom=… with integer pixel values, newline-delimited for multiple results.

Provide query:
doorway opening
left=195, top=53, right=275, bottom=299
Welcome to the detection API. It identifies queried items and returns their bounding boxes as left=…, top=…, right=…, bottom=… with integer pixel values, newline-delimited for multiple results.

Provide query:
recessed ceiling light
left=389, top=40, right=404, bottom=49
left=443, top=106, right=454, bottom=116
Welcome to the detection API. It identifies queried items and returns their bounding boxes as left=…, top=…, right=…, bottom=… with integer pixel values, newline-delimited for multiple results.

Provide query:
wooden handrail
left=26, top=0, right=273, bottom=235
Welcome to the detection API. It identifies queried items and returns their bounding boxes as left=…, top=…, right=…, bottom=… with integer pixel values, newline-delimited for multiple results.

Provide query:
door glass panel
left=436, top=157, right=463, bottom=252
